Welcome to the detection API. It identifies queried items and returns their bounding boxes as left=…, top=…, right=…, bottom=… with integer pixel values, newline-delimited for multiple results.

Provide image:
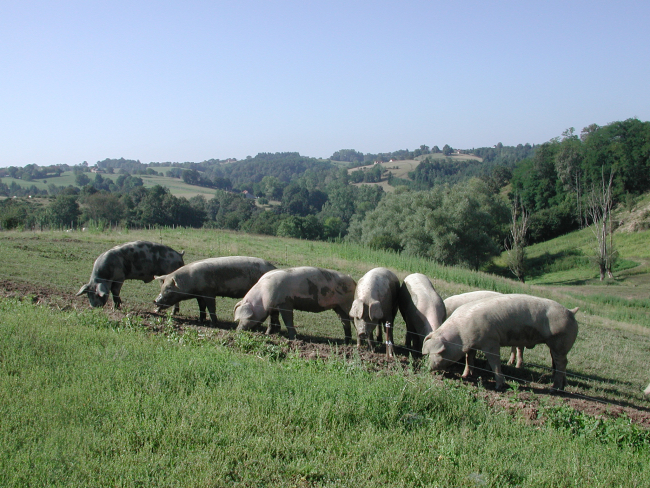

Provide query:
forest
left=1, top=118, right=648, bottom=272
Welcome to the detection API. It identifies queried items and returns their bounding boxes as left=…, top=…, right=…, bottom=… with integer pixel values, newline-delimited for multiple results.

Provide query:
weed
left=544, top=404, right=650, bottom=451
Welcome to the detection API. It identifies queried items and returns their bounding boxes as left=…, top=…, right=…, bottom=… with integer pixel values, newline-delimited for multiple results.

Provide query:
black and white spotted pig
left=77, top=241, right=185, bottom=309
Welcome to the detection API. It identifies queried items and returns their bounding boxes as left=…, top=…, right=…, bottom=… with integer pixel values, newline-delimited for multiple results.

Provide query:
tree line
left=1, top=118, right=648, bottom=274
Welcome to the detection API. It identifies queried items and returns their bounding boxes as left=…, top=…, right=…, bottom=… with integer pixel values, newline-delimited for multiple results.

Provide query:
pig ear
left=423, top=333, right=446, bottom=354
left=569, top=307, right=579, bottom=315
left=349, top=299, right=364, bottom=319
left=96, top=283, right=110, bottom=298
left=368, top=300, right=383, bottom=321
left=234, top=301, right=253, bottom=320
left=233, top=301, right=242, bottom=313
left=154, top=274, right=167, bottom=282
left=76, top=283, right=90, bottom=296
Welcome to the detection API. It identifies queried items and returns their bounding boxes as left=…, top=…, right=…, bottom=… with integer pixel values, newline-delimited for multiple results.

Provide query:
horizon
left=2, top=1, right=649, bottom=167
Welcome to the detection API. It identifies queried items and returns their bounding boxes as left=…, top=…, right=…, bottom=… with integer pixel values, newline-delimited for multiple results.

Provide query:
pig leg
left=548, top=348, right=568, bottom=391
left=376, top=325, right=383, bottom=345
left=515, top=347, right=523, bottom=368
left=507, top=347, right=524, bottom=368
left=482, top=344, right=505, bottom=390
left=205, top=297, right=218, bottom=326
left=266, top=311, right=281, bottom=335
left=405, top=328, right=413, bottom=350
left=196, top=297, right=207, bottom=324
left=366, top=329, right=375, bottom=351
left=333, top=307, right=352, bottom=344
left=384, top=322, right=394, bottom=358
left=110, top=282, right=123, bottom=309
left=172, top=303, right=180, bottom=315
left=507, top=347, right=516, bottom=366
left=462, top=350, right=476, bottom=378
left=279, top=308, right=297, bottom=340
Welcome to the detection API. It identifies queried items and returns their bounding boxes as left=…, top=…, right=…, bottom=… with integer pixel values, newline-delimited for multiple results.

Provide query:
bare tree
left=505, top=196, right=529, bottom=283
left=584, top=168, right=617, bottom=280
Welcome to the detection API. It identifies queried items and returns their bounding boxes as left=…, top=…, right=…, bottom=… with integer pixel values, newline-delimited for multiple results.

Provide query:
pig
left=444, top=291, right=523, bottom=368
left=398, top=273, right=446, bottom=357
left=422, top=294, right=579, bottom=391
left=349, top=267, right=400, bottom=357
left=234, top=266, right=356, bottom=342
left=77, top=240, right=185, bottom=309
left=443, top=291, right=503, bottom=316
left=154, top=256, right=276, bottom=326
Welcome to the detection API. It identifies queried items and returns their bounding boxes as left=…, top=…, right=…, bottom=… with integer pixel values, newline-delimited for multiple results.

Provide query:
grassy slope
left=2, top=298, right=649, bottom=487
left=1, top=170, right=216, bottom=199
left=347, top=153, right=483, bottom=192
left=1, top=228, right=650, bottom=406
left=491, top=195, right=650, bottom=319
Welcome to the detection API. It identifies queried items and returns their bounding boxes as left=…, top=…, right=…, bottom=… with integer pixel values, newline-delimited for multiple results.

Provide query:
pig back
left=443, top=290, right=502, bottom=318
left=259, top=266, right=356, bottom=311
left=93, top=240, right=185, bottom=283
left=174, top=256, right=276, bottom=298
left=399, top=273, right=445, bottom=331
left=453, top=294, right=578, bottom=349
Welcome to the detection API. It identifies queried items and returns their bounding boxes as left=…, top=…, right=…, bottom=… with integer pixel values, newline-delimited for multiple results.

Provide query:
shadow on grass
left=454, top=357, right=650, bottom=411
left=485, top=249, right=588, bottom=280
left=160, top=311, right=649, bottom=410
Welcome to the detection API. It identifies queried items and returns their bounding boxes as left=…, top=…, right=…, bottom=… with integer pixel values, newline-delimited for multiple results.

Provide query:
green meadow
left=2, top=228, right=650, bottom=486
left=1, top=170, right=216, bottom=199
left=2, top=297, right=650, bottom=487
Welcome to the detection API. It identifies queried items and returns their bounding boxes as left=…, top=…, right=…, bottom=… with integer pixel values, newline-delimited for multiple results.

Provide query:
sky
left=1, top=1, right=649, bottom=167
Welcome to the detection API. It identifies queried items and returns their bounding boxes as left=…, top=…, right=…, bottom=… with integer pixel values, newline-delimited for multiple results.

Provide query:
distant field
left=491, top=197, right=650, bottom=309
left=347, top=153, right=483, bottom=192
left=1, top=171, right=217, bottom=199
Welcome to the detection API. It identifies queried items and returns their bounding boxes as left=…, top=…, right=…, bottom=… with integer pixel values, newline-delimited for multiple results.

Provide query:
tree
left=585, top=168, right=617, bottom=280
left=75, top=173, right=91, bottom=187
left=49, top=194, right=81, bottom=228
left=81, top=193, right=125, bottom=224
left=555, top=128, right=584, bottom=224
left=505, top=196, right=530, bottom=283
left=182, top=169, right=203, bottom=186
left=276, top=215, right=323, bottom=240
left=352, top=179, right=508, bottom=269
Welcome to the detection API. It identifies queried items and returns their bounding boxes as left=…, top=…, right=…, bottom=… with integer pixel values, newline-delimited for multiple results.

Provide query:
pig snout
left=154, top=294, right=171, bottom=309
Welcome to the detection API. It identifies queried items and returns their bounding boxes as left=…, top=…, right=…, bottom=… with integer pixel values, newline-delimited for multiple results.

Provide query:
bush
left=527, top=202, right=578, bottom=244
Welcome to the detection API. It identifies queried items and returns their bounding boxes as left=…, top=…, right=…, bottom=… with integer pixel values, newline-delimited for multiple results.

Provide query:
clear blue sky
left=1, top=1, right=649, bottom=166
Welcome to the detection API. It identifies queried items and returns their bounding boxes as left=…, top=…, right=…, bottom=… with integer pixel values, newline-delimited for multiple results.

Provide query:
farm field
left=1, top=170, right=216, bottom=199
left=347, top=153, right=483, bottom=192
left=1, top=228, right=650, bottom=485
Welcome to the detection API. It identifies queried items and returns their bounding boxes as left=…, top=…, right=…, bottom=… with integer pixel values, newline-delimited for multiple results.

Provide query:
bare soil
left=3, top=278, right=650, bottom=430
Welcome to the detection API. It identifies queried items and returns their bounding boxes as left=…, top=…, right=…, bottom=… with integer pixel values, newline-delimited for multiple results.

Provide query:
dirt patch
left=2, top=278, right=650, bottom=430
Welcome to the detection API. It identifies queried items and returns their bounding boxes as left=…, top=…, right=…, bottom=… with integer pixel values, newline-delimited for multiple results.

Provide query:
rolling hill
left=347, top=153, right=484, bottom=192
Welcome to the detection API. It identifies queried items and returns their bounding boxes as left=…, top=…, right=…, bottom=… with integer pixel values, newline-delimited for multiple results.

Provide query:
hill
left=347, top=153, right=484, bottom=192
left=2, top=227, right=650, bottom=486
left=0, top=170, right=217, bottom=199
left=490, top=193, right=650, bottom=317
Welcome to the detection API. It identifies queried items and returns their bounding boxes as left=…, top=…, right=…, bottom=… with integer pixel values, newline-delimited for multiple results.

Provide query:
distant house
left=242, top=190, right=256, bottom=199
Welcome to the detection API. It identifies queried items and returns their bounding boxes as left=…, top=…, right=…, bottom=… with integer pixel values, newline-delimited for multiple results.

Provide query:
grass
left=2, top=298, right=650, bottom=486
left=2, top=227, right=650, bottom=404
left=348, top=154, right=483, bottom=192
left=489, top=221, right=650, bottom=328
left=1, top=171, right=216, bottom=199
